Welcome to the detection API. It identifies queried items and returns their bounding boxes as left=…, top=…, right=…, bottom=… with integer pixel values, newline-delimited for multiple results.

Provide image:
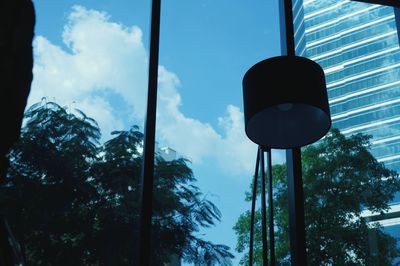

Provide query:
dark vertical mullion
left=279, top=0, right=296, bottom=56
left=286, top=147, right=307, bottom=265
left=279, top=0, right=307, bottom=264
left=138, top=0, right=161, bottom=265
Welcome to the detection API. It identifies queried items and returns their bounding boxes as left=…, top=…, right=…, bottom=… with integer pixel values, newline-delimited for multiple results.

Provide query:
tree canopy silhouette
left=234, top=129, right=400, bottom=265
left=1, top=101, right=233, bottom=265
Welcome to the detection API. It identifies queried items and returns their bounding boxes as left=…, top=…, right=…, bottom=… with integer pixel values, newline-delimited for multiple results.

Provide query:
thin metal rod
left=266, top=149, right=276, bottom=266
left=260, top=149, right=268, bottom=266
left=249, top=148, right=261, bottom=266
left=286, top=148, right=307, bottom=266
left=138, top=0, right=161, bottom=265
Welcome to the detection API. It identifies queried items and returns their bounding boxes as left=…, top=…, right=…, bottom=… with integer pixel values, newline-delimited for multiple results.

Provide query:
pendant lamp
left=243, top=55, right=331, bottom=149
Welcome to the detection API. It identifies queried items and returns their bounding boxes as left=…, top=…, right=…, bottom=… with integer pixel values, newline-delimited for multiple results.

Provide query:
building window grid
left=317, top=39, right=399, bottom=70
left=307, top=20, right=397, bottom=57
left=325, top=52, right=400, bottom=83
left=306, top=9, right=394, bottom=43
left=334, top=102, right=400, bottom=129
left=293, top=1, right=400, bottom=257
left=328, top=69, right=400, bottom=98
left=330, top=86, right=400, bottom=114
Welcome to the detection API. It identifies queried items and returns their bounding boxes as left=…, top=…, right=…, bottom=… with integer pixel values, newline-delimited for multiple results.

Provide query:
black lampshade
left=243, top=56, right=331, bottom=149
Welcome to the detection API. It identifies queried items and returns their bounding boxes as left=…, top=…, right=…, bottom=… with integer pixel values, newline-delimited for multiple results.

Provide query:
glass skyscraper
left=292, top=0, right=400, bottom=258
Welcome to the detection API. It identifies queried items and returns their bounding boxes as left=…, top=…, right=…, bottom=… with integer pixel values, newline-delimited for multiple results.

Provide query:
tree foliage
left=234, top=129, right=400, bottom=265
left=1, top=101, right=233, bottom=265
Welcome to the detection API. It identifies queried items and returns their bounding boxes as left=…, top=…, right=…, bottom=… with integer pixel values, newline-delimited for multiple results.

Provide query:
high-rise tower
left=292, top=0, right=400, bottom=258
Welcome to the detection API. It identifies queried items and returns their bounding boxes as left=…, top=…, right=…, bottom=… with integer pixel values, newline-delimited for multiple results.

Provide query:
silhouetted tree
left=2, top=101, right=101, bottom=265
left=1, top=101, right=233, bottom=265
left=234, top=129, right=400, bottom=265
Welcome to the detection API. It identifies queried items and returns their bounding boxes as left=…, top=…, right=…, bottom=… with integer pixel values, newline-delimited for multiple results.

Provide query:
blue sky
left=31, top=0, right=283, bottom=264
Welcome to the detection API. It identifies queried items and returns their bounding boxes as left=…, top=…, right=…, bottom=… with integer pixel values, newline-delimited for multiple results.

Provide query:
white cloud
left=156, top=66, right=222, bottom=163
left=30, top=5, right=284, bottom=177
left=31, top=5, right=148, bottom=128
left=78, top=97, right=125, bottom=138
left=217, top=105, right=256, bottom=175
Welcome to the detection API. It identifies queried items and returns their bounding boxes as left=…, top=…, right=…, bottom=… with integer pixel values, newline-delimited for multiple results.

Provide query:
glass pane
left=294, top=0, right=400, bottom=264
left=155, top=1, right=283, bottom=265
left=2, top=1, right=150, bottom=264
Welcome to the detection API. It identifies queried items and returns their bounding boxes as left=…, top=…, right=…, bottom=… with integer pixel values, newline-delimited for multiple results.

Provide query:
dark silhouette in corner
left=0, top=0, right=35, bottom=265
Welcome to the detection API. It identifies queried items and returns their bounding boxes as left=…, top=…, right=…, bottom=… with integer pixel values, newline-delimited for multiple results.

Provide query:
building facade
left=292, top=0, right=400, bottom=261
